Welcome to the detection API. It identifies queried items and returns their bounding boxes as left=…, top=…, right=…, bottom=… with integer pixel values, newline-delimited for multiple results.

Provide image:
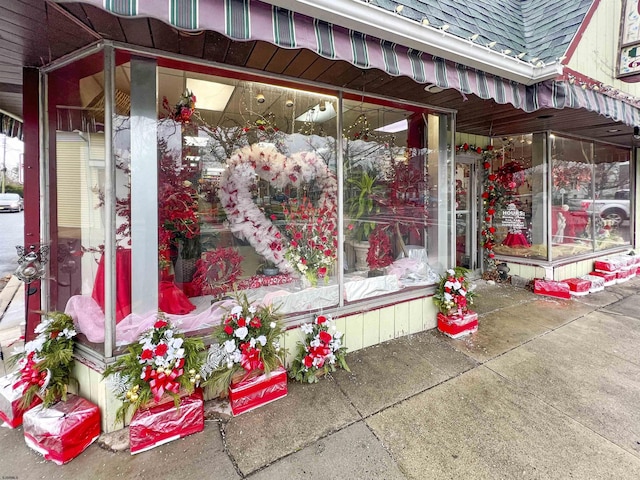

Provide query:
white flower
left=333, top=331, right=343, bottom=339
left=234, top=326, right=248, bottom=340
left=444, top=292, right=453, bottom=302
left=300, top=323, right=314, bottom=335
left=171, top=337, right=184, bottom=349
left=231, top=306, right=243, bottom=316
left=61, top=328, right=76, bottom=339
left=34, top=319, right=52, bottom=334
left=326, top=353, right=336, bottom=364
left=452, top=281, right=461, bottom=290
left=224, top=339, right=237, bottom=354
left=459, top=289, right=466, bottom=297
left=248, top=305, right=257, bottom=314
left=249, top=337, right=257, bottom=349
left=444, top=281, right=454, bottom=289
left=310, top=338, right=321, bottom=348
left=270, top=322, right=276, bottom=329
left=256, top=335, right=267, bottom=346
left=227, top=362, right=234, bottom=369
left=297, top=262, right=308, bottom=272
left=447, top=269, right=455, bottom=275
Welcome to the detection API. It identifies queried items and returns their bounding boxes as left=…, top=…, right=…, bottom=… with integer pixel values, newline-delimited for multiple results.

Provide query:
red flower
left=155, top=343, right=168, bottom=357
left=489, top=227, right=496, bottom=233
left=316, top=315, right=327, bottom=324
left=488, top=174, right=497, bottom=181
left=476, top=147, right=482, bottom=154
left=463, top=143, right=469, bottom=151
left=486, top=145, right=494, bottom=151
left=237, top=317, right=247, bottom=327
left=483, top=162, right=491, bottom=169
left=140, top=349, right=153, bottom=360
left=224, top=325, right=234, bottom=335
left=481, top=192, right=489, bottom=199
left=154, top=319, right=168, bottom=329
left=50, top=331, right=59, bottom=339
left=319, top=330, right=333, bottom=344
left=318, top=266, right=327, bottom=277
left=489, top=252, right=495, bottom=258
left=487, top=208, right=496, bottom=215
left=303, top=355, right=314, bottom=368
left=250, top=317, right=262, bottom=328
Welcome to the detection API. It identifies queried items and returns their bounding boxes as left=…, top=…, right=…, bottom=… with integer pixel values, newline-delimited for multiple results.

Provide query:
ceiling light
left=424, top=83, right=444, bottom=93
left=607, top=129, right=620, bottom=133
left=375, top=119, right=408, bottom=133
left=295, top=102, right=337, bottom=123
left=185, top=78, right=234, bottom=111
left=256, top=93, right=265, bottom=103
left=285, top=99, right=294, bottom=107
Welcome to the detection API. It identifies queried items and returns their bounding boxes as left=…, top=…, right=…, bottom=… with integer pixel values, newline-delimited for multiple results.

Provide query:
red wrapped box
left=594, top=257, right=626, bottom=272
left=589, top=270, right=617, bottom=286
left=616, top=266, right=634, bottom=283
left=129, top=389, right=204, bottom=455
left=229, top=366, right=288, bottom=416
left=564, top=278, right=591, bottom=296
left=580, top=275, right=605, bottom=293
left=0, top=375, right=42, bottom=428
left=437, top=311, right=479, bottom=339
left=22, top=394, right=100, bottom=465
left=533, top=279, right=571, bottom=299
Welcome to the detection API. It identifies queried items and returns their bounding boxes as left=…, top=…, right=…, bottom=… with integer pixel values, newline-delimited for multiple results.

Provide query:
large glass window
left=52, top=52, right=453, bottom=349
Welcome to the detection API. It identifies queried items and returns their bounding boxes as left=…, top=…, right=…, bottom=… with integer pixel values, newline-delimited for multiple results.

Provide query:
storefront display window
left=47, top=49, right=454, bottom=351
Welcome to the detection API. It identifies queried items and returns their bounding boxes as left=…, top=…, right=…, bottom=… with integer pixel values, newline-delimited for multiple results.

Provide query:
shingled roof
left=369, top=0, right=594, bottom=63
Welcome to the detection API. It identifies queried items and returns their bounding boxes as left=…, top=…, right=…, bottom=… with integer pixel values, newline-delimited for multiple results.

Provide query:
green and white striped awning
left=57, top=0, right=640, bottom=127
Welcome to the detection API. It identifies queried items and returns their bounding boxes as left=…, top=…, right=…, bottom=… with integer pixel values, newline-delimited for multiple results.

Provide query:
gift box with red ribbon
left=229, top=366, right=288, bottom=416
left=437, top=311, right=478, bottom=339
left=129, top=389, right=204, bottom=455
left=564, top=278, right=591, bottom=296
left=533, top=279, right=571, bottom=299
left=589, top=270, right=617, bottom=286
left=22, top=394, right=100, bottom=465
left=579, top=274, right=605, bottom=293
left=0, top=375, right=42, bottom=428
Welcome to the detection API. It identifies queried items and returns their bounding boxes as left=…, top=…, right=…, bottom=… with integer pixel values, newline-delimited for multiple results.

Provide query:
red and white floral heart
left=219, top=145, right=338, bottom=273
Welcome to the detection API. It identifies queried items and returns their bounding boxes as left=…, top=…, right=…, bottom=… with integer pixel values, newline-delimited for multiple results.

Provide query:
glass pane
left=48, top=51, right=107, bottom=352
left=342, top=99, right=444, bottom=303
left=491, top=134, right=548, bottom=261
left=156, top=66, right=340, bottom=324
left=455, top=162, right=473, bottom=269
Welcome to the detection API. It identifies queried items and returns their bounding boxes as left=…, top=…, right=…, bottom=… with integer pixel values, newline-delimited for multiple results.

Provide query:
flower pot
left=350, top=240, right=370, bottom=271
left=262, top=267, right=280, bottom=277
left=175, top=255, right=198, bottom=283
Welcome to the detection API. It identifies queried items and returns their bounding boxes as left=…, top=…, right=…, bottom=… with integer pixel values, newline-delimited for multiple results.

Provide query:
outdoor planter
left=0, top=375, right=42, bottom=428
left=129, top=389, right=204, bottom=455
left=229, top=366, right=288, bottom=416
left=437, top=311, right=478, bottom=339
left=22, top=394, right=100, bottom=465
left=533, top=279, right=571, bottom=299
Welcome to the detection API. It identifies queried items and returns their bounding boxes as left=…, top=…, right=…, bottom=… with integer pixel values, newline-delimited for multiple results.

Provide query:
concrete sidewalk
left=1, top=278, right=640, bottom=479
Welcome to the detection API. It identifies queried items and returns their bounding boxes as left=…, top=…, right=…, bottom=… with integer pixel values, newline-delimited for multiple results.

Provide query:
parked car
left=0, top=193, right=23, bottom=213
left=568, top=189, right=630, bottom=227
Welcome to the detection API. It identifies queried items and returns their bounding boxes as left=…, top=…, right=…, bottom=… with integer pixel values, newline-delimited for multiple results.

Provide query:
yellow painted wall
left=568, top=0, right=640, bottom=96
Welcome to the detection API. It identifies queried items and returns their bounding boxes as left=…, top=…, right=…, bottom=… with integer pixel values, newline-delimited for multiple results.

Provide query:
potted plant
left=202, top=293, right=287, bottom=415
left=366, top=225, right=394, bottom=276
left=345, top=169, right=385, bottom=270
left=432, top=267, right=478, bottom=338
left=258, top=259, right=280, bottom=276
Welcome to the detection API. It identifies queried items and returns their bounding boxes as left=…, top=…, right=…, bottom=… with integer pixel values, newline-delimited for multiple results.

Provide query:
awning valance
left=57, top=0, right=640, bottom=128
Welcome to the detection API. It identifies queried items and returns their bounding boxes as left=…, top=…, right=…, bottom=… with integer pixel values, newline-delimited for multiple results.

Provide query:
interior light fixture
left=634, top=126, right=640, bottom=140
left=295, top=102, right=337, bottom=123
left=285, top=99, right=294, bottom=107
left=185, top=78, right=235, bottom=111
left=375, top=119, right=408, bottom=133
left=256, top=93, right=265, bottom=103
left=424, top=83, right=444, bottom=93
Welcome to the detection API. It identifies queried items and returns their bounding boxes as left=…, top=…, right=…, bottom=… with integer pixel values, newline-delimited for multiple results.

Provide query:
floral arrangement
left=480, top=152, right=501, bottom=269
left=9, top=312, right=77, bottom=408
left=162, top=89, right=196, bottom=123
left=283, top=197, right=338, bottom=287
left=203, top=293, right=286, bottom=395
left=103, top=314, right=204, bottom=422
left=236, top=273, right=294, bottom=289
left=191, top=248, right=243, bottom=298
left=218, top=144, right=338, bottom=274
left=432, top=267, right=476, bottom=316
left=289, top=314, right=349, bottom=383
left=366, top=225, right=393, bottom=270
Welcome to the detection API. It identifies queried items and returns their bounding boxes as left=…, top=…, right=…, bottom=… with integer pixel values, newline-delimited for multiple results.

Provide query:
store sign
left=500, top=203, right=526, bottom=230
left=619, top=0, right=640, bottom=76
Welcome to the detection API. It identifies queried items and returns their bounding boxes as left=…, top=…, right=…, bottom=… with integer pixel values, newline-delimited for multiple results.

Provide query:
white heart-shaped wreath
left=219, top=145, right=338, bottom=273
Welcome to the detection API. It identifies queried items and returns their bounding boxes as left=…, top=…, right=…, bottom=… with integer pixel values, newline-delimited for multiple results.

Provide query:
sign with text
left=500, top=203, right=526, bottom=230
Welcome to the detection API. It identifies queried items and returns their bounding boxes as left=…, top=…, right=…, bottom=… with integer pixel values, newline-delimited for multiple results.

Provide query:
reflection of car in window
left=271, top=193, right=288, bottom=203
left=570, top=189, right=630, bottom=227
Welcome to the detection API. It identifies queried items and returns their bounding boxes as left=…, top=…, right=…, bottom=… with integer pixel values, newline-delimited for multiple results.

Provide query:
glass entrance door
left=454, top=160, right=479, bottom=271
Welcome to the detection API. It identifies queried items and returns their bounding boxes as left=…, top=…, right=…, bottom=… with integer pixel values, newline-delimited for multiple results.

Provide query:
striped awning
left=58, top=0, right=640, bottom=127
left=0, top=113, right=23, bottom=140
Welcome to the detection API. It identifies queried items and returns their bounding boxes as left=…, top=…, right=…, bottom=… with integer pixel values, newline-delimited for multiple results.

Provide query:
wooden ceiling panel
left=119, top=17, right=154, bottom=48
left=280, top=49, right=317, bottom=78
left=223, top=39, right=255, bottom=67
left=245, top=42, right=277, bottom=71
left=149, top=19, right=180, bottom=54
left=203, top=31, right=230, bottom=64
left=178, top=31, right=206, bottom=59
left=298, top=56, right=333, bottom=81
left=265, top=48, right=300, bottom=75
